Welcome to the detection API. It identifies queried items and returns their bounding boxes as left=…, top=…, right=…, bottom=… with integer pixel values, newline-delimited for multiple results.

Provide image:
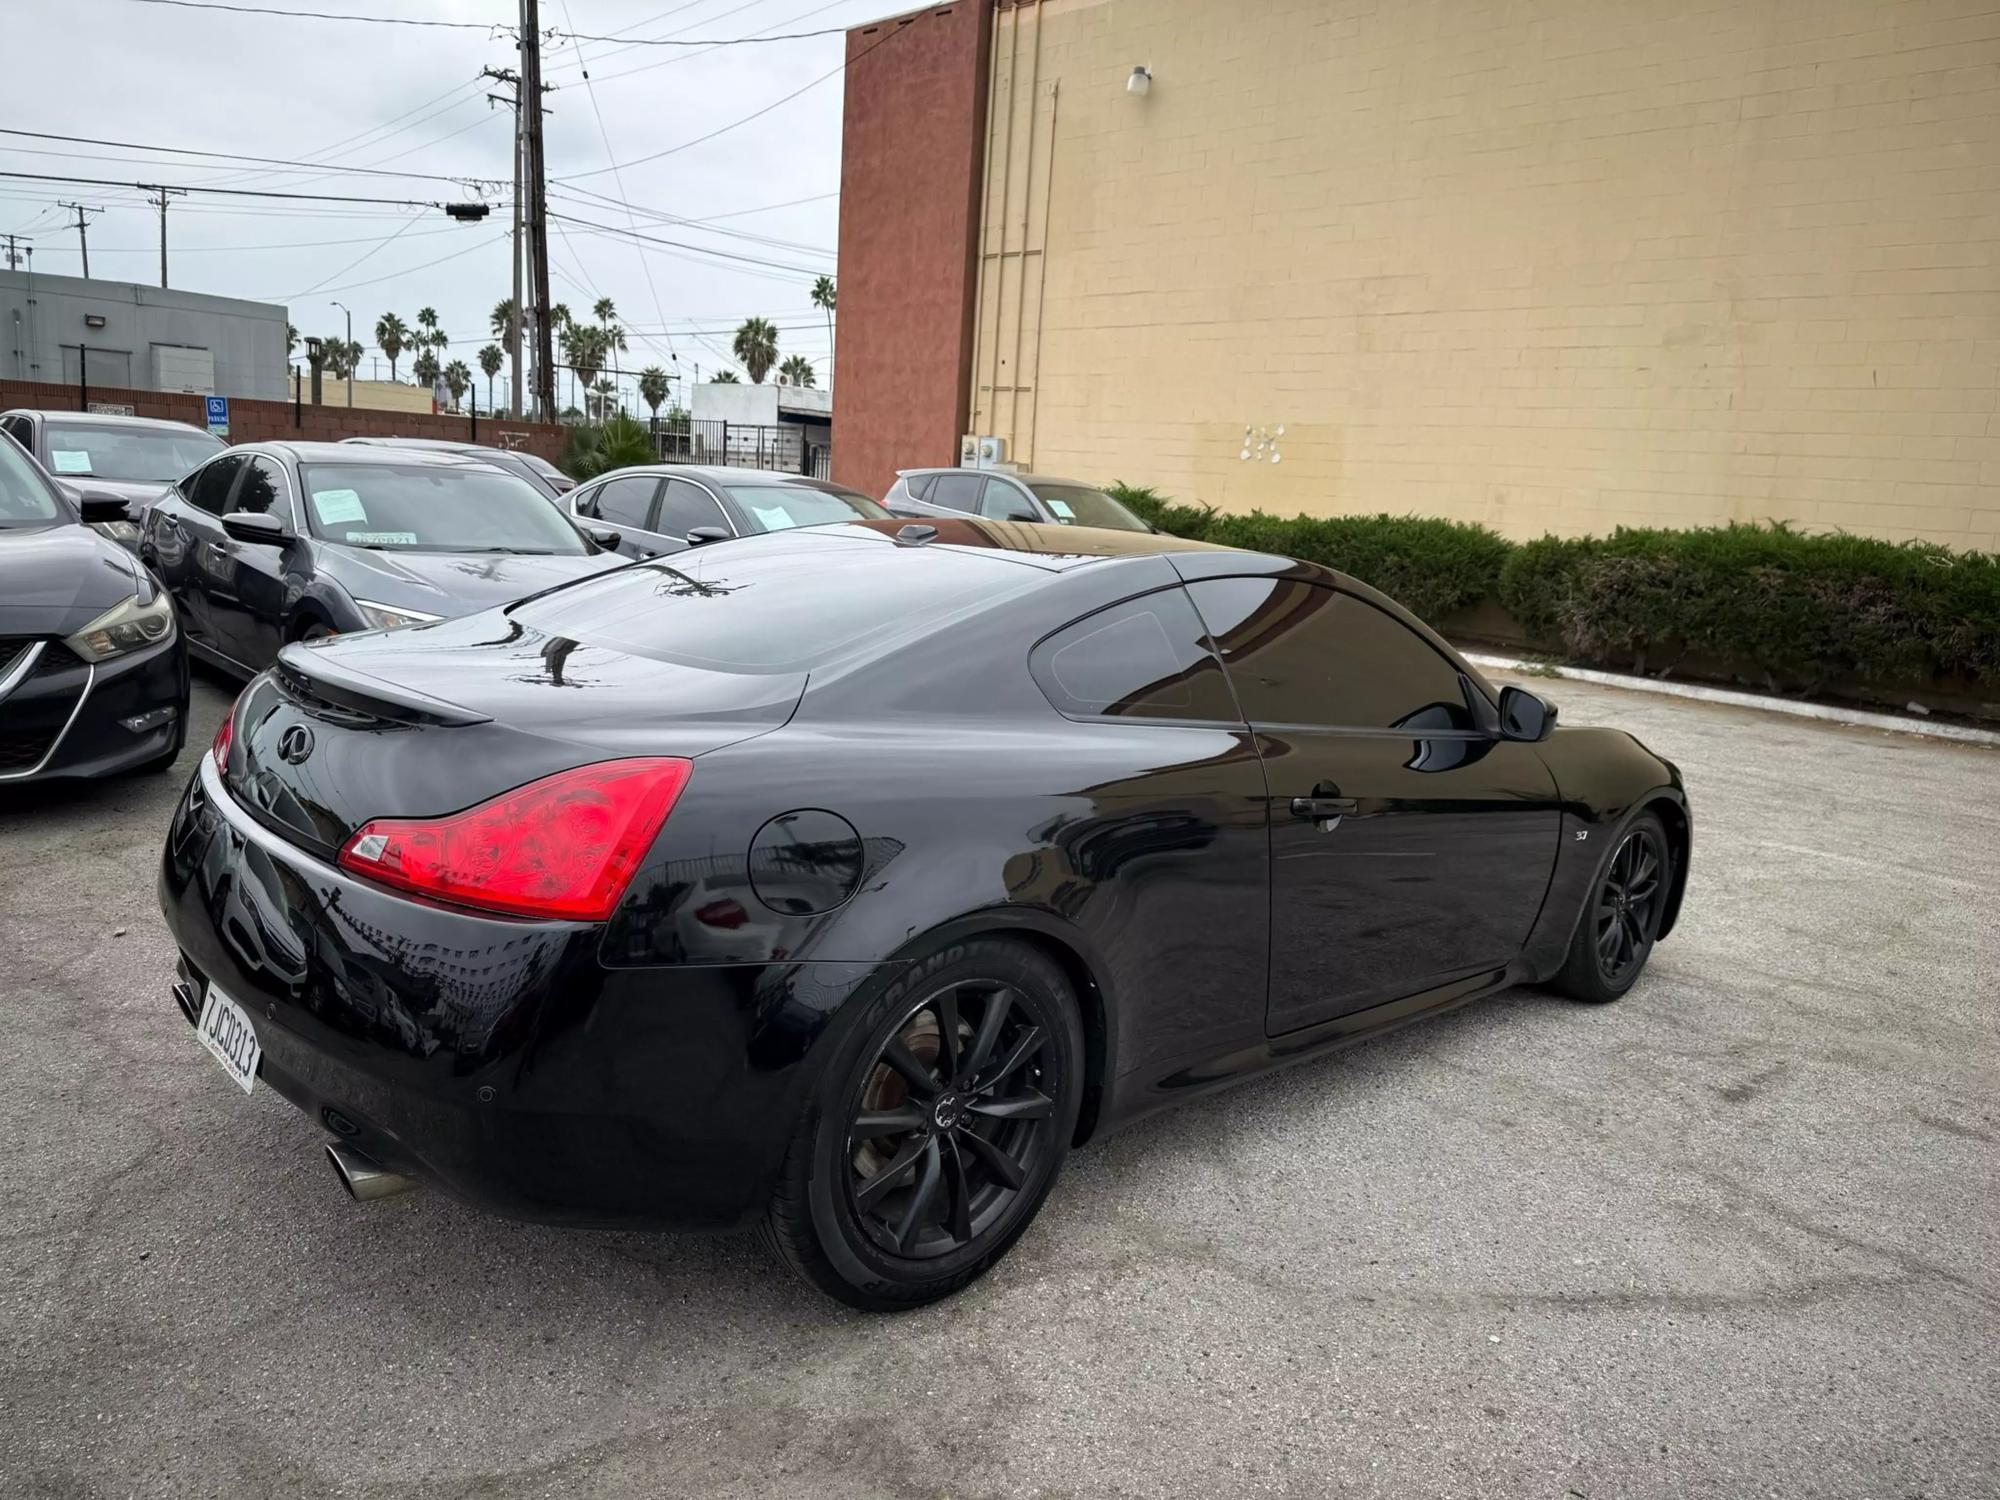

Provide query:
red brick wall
left=830, top=2, right=993, bottom=500
left=0, top=376, right=568, bottom=464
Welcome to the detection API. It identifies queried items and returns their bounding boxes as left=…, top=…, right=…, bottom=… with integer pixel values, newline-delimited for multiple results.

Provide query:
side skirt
left=1100, top=962, right=1529, bottom=1134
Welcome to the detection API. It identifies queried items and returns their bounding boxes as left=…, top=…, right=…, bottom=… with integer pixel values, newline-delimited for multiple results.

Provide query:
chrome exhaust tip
left=325, top=1142, right=417, bottom=1202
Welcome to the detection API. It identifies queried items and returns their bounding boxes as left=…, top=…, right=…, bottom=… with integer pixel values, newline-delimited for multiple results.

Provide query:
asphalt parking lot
left=2, top=669, right=1994, bottom=1499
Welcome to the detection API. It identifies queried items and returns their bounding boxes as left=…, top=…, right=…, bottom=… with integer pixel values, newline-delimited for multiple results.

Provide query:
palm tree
left=549, top=303, right=573, bottom=333
left=711, top=370, right=740, bottom=384
left=416, top=305, right=446, bottom=352
left=592, top=297, right=617, bottom=329
left=563, top=323, right=607, bottom=392
left=777, top=355, right=816, bottom=389
left=637, top=365, right=669, bottom=420
left=478, top=343, right=504, bottom=413
left=589, top=377, right=617, bottom=421
left=732, top=316, right=778, bottom=384
left=286, top=323, right=299, bottom=357
left=490, top=298, right=517, bottom=344
left=411, top=347, right=440, bottom=390
left=374, top=312, right=410, bottom=382
left=810, top=275, right=835, bottom=381
left=443, top=359, right=472, bottom=411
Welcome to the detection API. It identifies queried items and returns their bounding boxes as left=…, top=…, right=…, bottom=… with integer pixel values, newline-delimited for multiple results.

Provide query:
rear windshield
left=723, top=484, right=889, bottom=533
left=511, top=529, right=1039, bottom=672
left=1028, top=484, right=1147, bottom=532
left=299, top=462, right=590, bottom=554
left=45, top=422, right=223, bottom=484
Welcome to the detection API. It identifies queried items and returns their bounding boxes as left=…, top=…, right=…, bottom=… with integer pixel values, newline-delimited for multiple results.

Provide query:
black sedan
left=157, top=517, right=1690, bottom=1309
left=141, top=441, right=626, bottom=678
left=0, top=427, right=188, bottom=782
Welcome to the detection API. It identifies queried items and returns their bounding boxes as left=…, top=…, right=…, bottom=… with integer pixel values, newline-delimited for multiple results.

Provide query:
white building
left=1, top=268, right=288, bottom=399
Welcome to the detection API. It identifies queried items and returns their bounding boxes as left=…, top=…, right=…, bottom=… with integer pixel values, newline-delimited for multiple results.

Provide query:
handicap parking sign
left=204, top=395, right=229, bottom=436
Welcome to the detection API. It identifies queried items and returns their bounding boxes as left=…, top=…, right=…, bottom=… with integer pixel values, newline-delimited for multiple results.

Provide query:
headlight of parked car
left=64, top=589, right=175, bottom=662
left=90, top=519, right=142, bottom=544
left=352, top=599, right=444, bottom=632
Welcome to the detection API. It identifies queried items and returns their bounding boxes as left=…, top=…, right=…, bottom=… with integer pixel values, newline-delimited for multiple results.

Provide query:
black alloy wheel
left=846, top=981, right=1056, bottom=1259
left=1553, top=810, right=1670, bottom=1003
left=1594, top=823, right=1665, bottom=984
left=762, top=936, right=1082, bottom=1310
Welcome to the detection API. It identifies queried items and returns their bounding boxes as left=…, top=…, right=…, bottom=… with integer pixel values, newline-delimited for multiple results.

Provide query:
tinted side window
left=1188, top=578, right=1476, bottom=732
left=905, top=474, right=936, bottom=502
left=590, top=476, right=659, bottom=530
left=928, top=472, right=985, bottom=513
left=978, top=479, right=1037, bottom=521
left=1031, top=588, right=1241, bottom=724
left=657, top=478, right=728, bottom=537
left=234, top=457, right=293, bottom=526
left=189, top=455, right=246, bottom=516
left=0, top=416, right=29, bottom=451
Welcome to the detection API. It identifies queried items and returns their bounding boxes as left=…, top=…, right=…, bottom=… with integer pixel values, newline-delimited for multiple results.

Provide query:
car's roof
left=837, top=516, right=1241, bottom=571
left=897, top=467, right=1097, bottom=488
left=1, top=409, right=217, bottom=435
left=341, top=436, right=514, bottom=457
left=245, top=440, right=492, bottom=467
left=591, top=464, right=852, bottom=487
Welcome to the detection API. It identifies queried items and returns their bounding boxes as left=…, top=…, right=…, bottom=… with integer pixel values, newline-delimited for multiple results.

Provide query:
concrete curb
left=1461, top=651, right=2000, bottom=748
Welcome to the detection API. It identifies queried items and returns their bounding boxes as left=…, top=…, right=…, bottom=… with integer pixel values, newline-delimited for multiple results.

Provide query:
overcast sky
left=4, top=0, right=888, bottom=407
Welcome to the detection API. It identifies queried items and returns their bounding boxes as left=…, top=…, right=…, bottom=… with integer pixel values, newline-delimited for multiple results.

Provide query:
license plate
left=195, top=983, right=261, bottom=1095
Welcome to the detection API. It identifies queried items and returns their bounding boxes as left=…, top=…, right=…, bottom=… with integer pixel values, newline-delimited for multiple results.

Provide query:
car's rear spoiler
left=276, top=642, right=493, bottom=727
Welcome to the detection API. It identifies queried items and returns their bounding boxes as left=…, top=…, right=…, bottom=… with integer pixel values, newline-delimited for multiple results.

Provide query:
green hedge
left=1109, top=484, right=2000, bottom=693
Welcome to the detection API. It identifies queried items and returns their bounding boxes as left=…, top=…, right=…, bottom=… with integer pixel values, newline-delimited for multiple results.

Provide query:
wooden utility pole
left=519, top=0, right=555, bottom=421
left=143, top=186, right=186, bottom=288
left=59, top=202, right=102, bottom=278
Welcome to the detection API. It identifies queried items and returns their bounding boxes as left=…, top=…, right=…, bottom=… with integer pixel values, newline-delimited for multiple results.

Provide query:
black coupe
left=140, top=441, right=625, bottom=678
left=158, top=518, right=1689, bottom=1309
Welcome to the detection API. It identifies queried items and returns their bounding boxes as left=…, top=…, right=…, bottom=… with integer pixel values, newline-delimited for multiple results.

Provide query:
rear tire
left=760, top=937, right=1083, bottom=1311
left=1551, top=811, right=1671, bottom=1003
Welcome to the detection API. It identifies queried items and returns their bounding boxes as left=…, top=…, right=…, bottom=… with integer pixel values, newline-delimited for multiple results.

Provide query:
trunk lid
left=224, top=611, right=805, bottom=859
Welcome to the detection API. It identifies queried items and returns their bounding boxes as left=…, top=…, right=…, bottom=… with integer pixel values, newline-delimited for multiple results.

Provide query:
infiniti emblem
left=277, top=725, right=315, bottom=765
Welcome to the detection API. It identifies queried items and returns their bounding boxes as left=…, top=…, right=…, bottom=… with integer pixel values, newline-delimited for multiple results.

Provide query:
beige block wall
left=967, top=0, right=2000, bottom=550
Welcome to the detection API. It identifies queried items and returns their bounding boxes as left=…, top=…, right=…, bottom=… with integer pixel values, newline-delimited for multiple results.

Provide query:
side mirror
left=998, top=506, right=1039, bottom=523
left=1497, top=684, right=1558, bottom=742
left=75, top=490, right=131, bottom=524
left=686, top=526, right=730, bottom=547
left=222, top=510, right=290, bottom=546
left=585, top=525, right=621, bottom=551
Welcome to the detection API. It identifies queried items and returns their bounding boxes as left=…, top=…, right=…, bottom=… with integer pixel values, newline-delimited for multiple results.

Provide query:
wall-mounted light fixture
left=84, top=314, right=107, bottom=329
left=1127, top=64, right=1152, bottom=97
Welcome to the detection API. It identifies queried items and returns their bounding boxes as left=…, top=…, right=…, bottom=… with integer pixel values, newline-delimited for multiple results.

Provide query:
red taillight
left=209, top=703, right=234, bottom=769
left=335, top=758, right=693, bottom=921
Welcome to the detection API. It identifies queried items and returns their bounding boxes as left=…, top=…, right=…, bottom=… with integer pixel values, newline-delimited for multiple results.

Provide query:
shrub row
left=1108, top=485, right=2000, bottom=694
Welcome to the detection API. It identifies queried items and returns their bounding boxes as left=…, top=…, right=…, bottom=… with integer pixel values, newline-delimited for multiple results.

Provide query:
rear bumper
left=157, top=753, right=876, bottom=1229
left=0, top=632, right=186, bottom=784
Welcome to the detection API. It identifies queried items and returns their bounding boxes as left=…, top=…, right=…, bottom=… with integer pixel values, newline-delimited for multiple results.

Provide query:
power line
left=261, top=230, right=507, bottom=299
left=548, top=211, right=825, bottom=275
left=552, top=13, right=914, bottom=183
left=114, top=0, right=860, bottom=45
left=0, top=126, right=498, bottom=186
left=116, top=0, right=513, bottom=31
left=0, top=168, right=489, bottom=209
left=553, top=0, right=675, bottom=367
